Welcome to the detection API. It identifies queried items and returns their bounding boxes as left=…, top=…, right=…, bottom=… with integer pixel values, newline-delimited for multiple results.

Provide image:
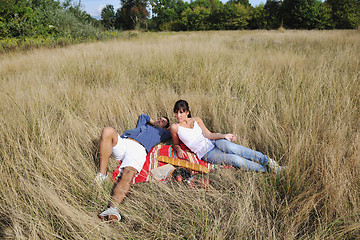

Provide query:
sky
left=78, top=0, right=266, bottom=19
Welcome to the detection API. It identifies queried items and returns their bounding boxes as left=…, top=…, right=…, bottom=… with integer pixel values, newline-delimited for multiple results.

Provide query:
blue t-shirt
left=121, top=114, right=171, bottom=152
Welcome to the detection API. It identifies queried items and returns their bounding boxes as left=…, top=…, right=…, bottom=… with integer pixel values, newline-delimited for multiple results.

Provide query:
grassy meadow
left=0, top=30, right=360, bottom=239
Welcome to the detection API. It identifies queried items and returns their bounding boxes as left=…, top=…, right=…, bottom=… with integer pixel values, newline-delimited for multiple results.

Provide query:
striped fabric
left=112, top=143, right=214, bottom=183
left=157, top=156, right=210, bottom=173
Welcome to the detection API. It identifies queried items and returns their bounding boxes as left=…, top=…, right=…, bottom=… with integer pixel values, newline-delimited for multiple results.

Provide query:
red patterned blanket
left=112, top=144, right=214, bottom=184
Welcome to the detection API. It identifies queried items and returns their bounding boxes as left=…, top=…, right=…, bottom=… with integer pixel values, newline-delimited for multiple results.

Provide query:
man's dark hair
left=163, top=116, right=170, bottom=128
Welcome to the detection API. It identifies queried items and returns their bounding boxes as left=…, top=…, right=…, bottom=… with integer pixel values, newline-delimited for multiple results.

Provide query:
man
left=96, top=114, right=171, bottom=221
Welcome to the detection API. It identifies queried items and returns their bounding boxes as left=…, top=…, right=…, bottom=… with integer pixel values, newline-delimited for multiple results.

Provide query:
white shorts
left=112, top=134, right=147, bottom=174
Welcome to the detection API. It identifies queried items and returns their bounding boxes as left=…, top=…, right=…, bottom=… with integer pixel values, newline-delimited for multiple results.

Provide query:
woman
left=170, top=100, right=283, bottom=173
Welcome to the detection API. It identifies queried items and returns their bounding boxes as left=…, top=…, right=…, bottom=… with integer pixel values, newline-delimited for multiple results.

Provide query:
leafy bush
left=180, top=6, right=211, bottom=30
left=50, top=8, right=101, bottom=39
left=0, top=0, right=101, bottom=40
left=159, top=20, right=185, bottom=31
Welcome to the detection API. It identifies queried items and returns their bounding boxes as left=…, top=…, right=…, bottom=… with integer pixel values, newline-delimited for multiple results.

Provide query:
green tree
left=116, top=0, right=149, bottom=30
left=189, top=0, right=214, bottom=8
left=282, top=0, right=330, bottom=29
left=264, top=0, right=282, bottom=29
left=326, top=0, right=360, bottom=28
left=178, top=0, right=224, bottom=30
left=228, top=0, right=250, bottom=7
left=248, top=4, right=268, bottom=29
left=101, top=5, right=116, bottom=29
left=210, top=2, right=249, bottom=30
left=150, top=0, right=188, bottom=29
left=180, top=6, right=211, bottom=30
left=61, top=0, right=95, bottom=24
left=311, top=0, right=332, bottom=29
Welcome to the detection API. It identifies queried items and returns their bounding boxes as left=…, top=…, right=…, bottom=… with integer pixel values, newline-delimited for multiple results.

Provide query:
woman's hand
left=176, top=148, right=187, bottom=159
left=225, top=134, right=237, bottom=142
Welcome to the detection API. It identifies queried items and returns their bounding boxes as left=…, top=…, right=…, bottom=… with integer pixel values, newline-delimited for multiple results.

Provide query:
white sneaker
left=98, top=207, right=121, bottom=222
left=268, top=158, right=280, bottom=168
left=268, top=158, right=287, bottom=174
left=272, top=165, right=287, bottom=174
left=94, top=173, right=107, bottom=185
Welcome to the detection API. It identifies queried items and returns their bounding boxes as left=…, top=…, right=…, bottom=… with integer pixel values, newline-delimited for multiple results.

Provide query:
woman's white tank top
left=177, top=120, right=214, bottom=159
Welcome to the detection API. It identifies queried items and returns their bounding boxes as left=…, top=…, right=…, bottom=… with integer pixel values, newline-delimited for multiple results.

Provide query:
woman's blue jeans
left=202, top=139, right=269, bottom=172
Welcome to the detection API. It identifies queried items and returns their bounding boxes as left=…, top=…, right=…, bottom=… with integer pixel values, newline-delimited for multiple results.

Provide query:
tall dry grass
left=0, top=30, right=359, bottom=239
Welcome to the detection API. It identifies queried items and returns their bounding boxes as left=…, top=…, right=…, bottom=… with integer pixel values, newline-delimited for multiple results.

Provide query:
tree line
left=1, top=0, right=359, bottom=40
left=102, top=0, right=360, bottom=31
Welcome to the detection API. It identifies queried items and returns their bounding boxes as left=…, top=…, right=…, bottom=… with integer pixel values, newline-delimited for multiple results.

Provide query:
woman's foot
left=268, top=158, right=287, bottom=174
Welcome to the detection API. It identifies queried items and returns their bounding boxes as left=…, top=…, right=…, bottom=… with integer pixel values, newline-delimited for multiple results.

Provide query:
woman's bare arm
left=170, top=124, right=187, bottom=158
left=194, top=116, right=237, bottom=142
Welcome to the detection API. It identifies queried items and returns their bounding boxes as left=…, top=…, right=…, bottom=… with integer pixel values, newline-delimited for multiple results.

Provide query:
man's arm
left=148, top=117, right=155, bottom=126
left=136, top=114, right=151, bottom=128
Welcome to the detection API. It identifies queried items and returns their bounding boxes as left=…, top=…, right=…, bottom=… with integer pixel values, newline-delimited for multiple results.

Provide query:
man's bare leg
left=111, top=166, right=137, bottom=206
left=99, top=127, right=118, bottom=175
left=99, top=166, right=137, bottom=221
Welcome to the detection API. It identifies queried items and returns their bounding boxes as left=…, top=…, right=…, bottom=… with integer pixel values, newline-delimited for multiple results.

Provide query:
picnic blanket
left=112, top=143, right=214, bottom=184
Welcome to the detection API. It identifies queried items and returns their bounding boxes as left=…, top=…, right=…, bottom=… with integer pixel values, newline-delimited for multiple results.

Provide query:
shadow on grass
left=90, top=138, right=100, bottom=171
left=0, top=213, right=12, bottom=238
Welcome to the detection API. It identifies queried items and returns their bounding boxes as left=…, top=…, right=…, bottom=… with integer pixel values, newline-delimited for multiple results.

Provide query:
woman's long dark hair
left=173, top=100, right=191, bottom=118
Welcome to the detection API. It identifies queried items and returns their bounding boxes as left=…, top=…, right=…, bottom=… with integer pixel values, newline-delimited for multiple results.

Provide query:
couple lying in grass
left=96, top=99, right=284, bottom=222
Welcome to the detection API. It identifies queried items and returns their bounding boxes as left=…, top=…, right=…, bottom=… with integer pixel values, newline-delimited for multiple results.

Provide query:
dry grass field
left=0, top=30, right=359, bottom=239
